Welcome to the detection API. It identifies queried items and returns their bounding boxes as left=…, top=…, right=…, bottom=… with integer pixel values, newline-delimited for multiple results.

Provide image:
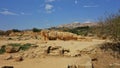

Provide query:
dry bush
left=93, top=10, right=120, bottom=41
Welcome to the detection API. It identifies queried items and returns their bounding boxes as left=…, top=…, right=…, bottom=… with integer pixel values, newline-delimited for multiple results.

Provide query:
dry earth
left=0, top=39, right=106, bottom=68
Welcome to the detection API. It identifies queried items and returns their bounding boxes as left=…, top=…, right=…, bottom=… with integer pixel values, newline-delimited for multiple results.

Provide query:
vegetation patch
left=0, top=45, right=6, bottom=54
left=99, top=42, right=120, bottom=58
left=32, top=28, right=41, bottom=32
left=21, top=43, right=32, bottom=51
left=0, top=43, right=32, bottom=54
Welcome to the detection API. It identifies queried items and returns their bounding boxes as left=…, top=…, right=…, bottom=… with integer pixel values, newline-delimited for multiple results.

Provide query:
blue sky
left=0, top=0, right=120, bottom=30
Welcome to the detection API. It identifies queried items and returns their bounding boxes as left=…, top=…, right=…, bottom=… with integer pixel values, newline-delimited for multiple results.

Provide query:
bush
left=0, top=43, right=32, bottom=54
left=32, top=28, right=41, bottom=32
left=0, top=46, right=5, bottom=54
left=66, top=26, right=90, bottom=36
left=21, top=43, right=32, bottom=51
left=9, top=43, right=21, bottom=47
left=0, top=30, right=5, bottom=35
left=12, top=29, right=21, bottom=32
left=9, top=43, right=32, bottom=51
left=95, top=11, right=120, bottom=41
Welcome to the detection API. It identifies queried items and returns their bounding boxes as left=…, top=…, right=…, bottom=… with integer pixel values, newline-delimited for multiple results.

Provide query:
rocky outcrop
left=40, top=30, right=78, bottom=41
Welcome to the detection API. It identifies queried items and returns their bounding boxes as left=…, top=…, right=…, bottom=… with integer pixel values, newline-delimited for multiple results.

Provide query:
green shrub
left=12, top=29, right=21, bottom=32
left=0, top=46, right=5, bottom=54
left=9, top=43, right=21, bottom=47
left=0, top=43, right=32, bottom=54
left=66, top=26, right=90, bottom=36
left=32, top=28, right=41, bottom=32
left=21, top=43, right=32, bottom=51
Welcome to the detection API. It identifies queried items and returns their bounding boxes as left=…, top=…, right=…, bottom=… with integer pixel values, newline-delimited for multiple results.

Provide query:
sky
left=0, top=0, right=120, bottom=30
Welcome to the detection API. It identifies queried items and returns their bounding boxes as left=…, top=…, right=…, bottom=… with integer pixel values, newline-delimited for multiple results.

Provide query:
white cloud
left=45, top=4, right=54, bottom=13
left=84, top=20, right=91, bottom=23
left=45, top=4, right=53, bottom=10
left=83, top=5, right=99, bottom=8
left=0, top=10, right=18, bottom=15
left=75, top=0, right=78, bottom=4
left=46, top=0, right=55, bottom=3
left=20, top=12, right=32, bottom=15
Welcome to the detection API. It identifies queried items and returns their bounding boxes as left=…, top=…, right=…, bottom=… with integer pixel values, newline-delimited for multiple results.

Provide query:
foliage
left=9, top=43, right=32, bottom=51
left=32, top=28, right=41, bottom=32
left=94, top=11, right=120, bottom=41
left=0, top=30, right=5, bottom=35
left=0, top=46, right=5, bottom=54
left=47, top=26, right=91, bottom=36
left=64, top=26, right=91, bottom=36
left=0, top=43, right=32, bottom=54
left=9, top=43, right=21, bottom=47
left=12, top=29, right=21, bottom=32
left=20, top=43, right=32, bottom=51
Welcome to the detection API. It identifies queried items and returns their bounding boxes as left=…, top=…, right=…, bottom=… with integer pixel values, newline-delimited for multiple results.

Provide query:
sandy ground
left=0, top=39, right=105, bottom=68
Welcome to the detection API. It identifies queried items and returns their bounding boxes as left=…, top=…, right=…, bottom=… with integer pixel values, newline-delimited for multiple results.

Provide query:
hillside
left=57, top=22, right=98, bottom=28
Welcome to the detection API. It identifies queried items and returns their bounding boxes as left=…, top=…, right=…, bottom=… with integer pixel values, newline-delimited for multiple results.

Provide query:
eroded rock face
left=40, top=30, right=78, bottom=41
